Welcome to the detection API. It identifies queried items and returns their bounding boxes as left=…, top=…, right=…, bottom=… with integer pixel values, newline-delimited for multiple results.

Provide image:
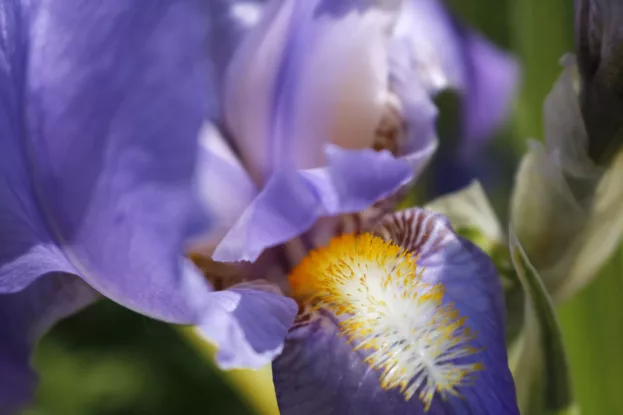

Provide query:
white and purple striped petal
left=273, top=208, right=518, bottom=414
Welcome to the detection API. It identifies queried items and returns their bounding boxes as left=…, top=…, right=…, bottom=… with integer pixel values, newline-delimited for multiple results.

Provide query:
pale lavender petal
left=196, top=281, right=297, bottom=369
left=0, top=274, right=98, bottom=414
left=273, top=208, right=518, bottom=415
left=212, top=146, right=413, bottom=262
left=4, top=0, right=213, bottom=322
left=207, top=0, right=439, bottom=263
left=224, top=0, right=397, bottom=181
left=190, top=123, right=257, bottom=254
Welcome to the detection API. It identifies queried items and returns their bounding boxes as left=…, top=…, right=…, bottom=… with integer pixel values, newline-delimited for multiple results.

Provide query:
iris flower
left=0, top=0, right=518, bottom=413
left=195, top=0, right=518, bottom=413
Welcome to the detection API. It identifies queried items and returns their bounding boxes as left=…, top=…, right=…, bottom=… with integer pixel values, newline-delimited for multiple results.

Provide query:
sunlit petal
left=273, top=208, right=517, bottom=414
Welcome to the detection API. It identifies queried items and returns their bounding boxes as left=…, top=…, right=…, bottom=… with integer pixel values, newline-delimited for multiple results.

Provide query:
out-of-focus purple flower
left=214, top=1, right=520, bottom=200
left=401, top=0, right=519, bottom=196
left=394, top=0, right=518, bottom=152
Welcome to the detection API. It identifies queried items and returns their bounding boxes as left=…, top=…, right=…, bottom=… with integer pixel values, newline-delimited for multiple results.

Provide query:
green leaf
left=508, top=230, right=574, bottom=415
left=558, top=243, right=623, bottom=415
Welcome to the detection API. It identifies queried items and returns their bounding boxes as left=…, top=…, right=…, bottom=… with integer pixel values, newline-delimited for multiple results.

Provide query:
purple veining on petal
left=273, top=208, right=518, bottom=415
left=274, top=311, right=453, bottom=415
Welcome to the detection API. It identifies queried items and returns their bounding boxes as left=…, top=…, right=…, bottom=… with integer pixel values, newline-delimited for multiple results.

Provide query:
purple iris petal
left=394, top=0, right=518, bottom=197
left=197, top=281, right=297, bottom=369
left=207, top=0, right=439, bottom=262
left=0, top=0, right=213, bottom=320
left=0, top=1, right=302, bottom=406
left=273, top=208, right=518, bottom=414
left=212, top=146, right=413, bottom=262
left=223, top=0, right=401, bottom=179
left=388, top=37, right=439, bottom=166
left=208, top=0, right=266, bottom=70
left=458, top=29, right=519, bottom=154
left=274, top=311, right=455, bottom=415
left=191, top=123, right=257, bottom=252
left=0, top=274, right=97, bottom=414
left=0, top=0, right=218, bottom=409
left=394, top=0, right=465, bottom=94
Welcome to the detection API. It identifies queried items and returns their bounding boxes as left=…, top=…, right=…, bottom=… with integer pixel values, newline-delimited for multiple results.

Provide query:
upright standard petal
left=273, top=208, right=518, bottom=415
left=2, top=0, right=213, bottom=322
left=208, top=0, right=439, bottom=262
left=224, top=0, right=396, bottom=178
left=392, top=0, right=518, bottom=196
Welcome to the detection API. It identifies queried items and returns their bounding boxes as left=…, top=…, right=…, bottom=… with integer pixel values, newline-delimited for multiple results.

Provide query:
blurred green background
left=26, top=301, right=256, bottom=415
left=27, top=1, right=623, bottom=414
